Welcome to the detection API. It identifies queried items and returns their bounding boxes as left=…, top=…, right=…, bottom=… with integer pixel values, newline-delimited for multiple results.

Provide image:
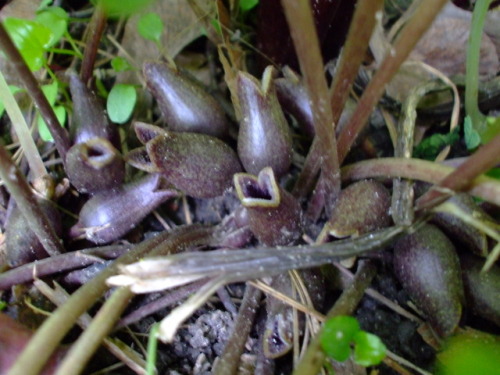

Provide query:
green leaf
left=107, top=83, right=137, bottom=124
left=240, top=0, right=259, bottom=12
left=481, top=116, right=500, bottom=144
left=413, top=127, right=460, bottom=160
left=35, top=7, right=68, bottom=48
left=320, top=315, right=361, bottom=362
left=111, top=56, right=134, bottom=72
left=137, top=13, right=164, bottom=43
left=436, top=330, right=500, bottom=375
left=97, top=0, right=155, bottom=18
left=41, top=81, right=59, bottom=106
left=464, top=116, right=481, bottom=150
left=0, top=300, right=6, bottom=311
left=352, top=331, right=387, bottom=366
left=4, top=18, right=53, bottom=71
left=38, top=105, right=66, bottom=142
left=0, top=85, right=21, bottom=118
left=486, top=168, right=500, bottom=180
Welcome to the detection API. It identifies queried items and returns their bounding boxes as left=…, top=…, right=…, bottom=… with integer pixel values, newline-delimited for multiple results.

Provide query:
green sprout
left=320, top=315, right=386, bottom=367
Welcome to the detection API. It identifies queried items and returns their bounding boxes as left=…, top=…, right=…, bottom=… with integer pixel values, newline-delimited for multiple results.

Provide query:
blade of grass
left=0, top=70, right=47, bottom=181
left=146, top=323, right=160, bottom=375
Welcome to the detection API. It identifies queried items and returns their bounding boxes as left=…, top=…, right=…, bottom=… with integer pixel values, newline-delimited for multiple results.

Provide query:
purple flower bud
left=143, top=61, right=229, bottom=138
left=320, top=180, right=391, bottom=240
left=237, top=66, right=293, bottom=178
left=70, top=174, right=179, bottom=244
left=129, top=122, right=242, bottom=198
left=461, top=254, right=500, bottom=327
left=6, top=198, right=62, bottom=266
left=65, top=138, right=125, bottom=193
left=68, top=73, right=120, bottom=148
left=234, top=167, right=302, bottom=246
left=394, top=224, right=464, bottom=337
left=275, top=67, right=314, bottom=137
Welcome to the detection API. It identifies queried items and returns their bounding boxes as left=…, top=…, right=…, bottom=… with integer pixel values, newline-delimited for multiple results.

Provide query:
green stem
left=0, top=71, right=47, bottom=180
left=293, top=261, right=376, bottom=375
left=341, top=157, right=500, bottom=207
left=337, top=0, right=449, bottom=163
left=0, top=22, right=70, bottom=160
left=0, top=144, right=62, bottom=256
left=281, top=0, right=341, bottom=212
left=53, top=287, right=134, bottom=375
left=465, top=0, right=492, bottom=133
left=146, top=323, right=160, bottom=375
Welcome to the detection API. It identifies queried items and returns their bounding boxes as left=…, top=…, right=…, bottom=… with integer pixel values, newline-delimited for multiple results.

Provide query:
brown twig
left=80, top=3, right=107, bottom=85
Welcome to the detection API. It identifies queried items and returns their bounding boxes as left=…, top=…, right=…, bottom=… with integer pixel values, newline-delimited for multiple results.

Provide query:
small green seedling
left=413, top=127, right=459, bottom=160
left=137, top=13, right=164, bottom=43
left=107, top=83, right=137, bottom=124
left=240, top=0, right=259, bottom=12
left=146, top=323, right=160, bottom=375
left=37, top=81, right=67, bottom=142
left=320, top=315, right=386, bottom=367
left=111, top=56, right=134, bottom=72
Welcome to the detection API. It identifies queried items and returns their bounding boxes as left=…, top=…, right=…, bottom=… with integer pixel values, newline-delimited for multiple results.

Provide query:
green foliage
left=97, top=0, right=155, bottom=18
left=111, top=56, right=134, bottom=72
left=146, top=323, right=160, bottom=375
left=436, top=330, right=500, bottom=375
left=37, top=81, right=66, bottom=142
left=240, top=0, right=259, bottom=12
left=464, top=116, right=481, bottom=150
left=137, top=13, right=164, bottom=43
left=481, top=116, right=500, bottom=144
left=352, top=331, right=386, bottom=366
left=486, top=168, right=500, bottom=180
left=107, top=83, right=137, bottom=124
left=0, top=300, right=6, bottom=311
left=413, top=127, right=460, bottom=160
left=4, top=18, right=53, bottom=71
left=320, top=315, right=386, bottom=367
left=35, top=7, right=68, bottom=47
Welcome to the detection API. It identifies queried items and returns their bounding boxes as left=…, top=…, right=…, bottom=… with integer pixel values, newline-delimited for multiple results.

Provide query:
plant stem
left=54, top=287, right=134, bottom=375
left=341, top=157, right=500, bottom=207
left=0, top=144, right=63, bottom=256
left=465, top=0, right=492, bottom=133
left=7, top=225, right=214, bottom=375
left=213, top=285, right=262, bottom=375
left=0, top=71, right=47, bottom=180
left=336, top=0, right=448, bottom=163
left=292, top=261, right=376, bottom=375
left=415, top=131, right=500, bottom=210
left=281, top=0, right=341, bottom=212
left=0, top=23, right=71, bottom=160
left=80, top=3, right=107, bottom=85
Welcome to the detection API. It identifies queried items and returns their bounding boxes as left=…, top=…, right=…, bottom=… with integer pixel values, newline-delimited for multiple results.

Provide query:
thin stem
left=80, top=3, right=107, bottom=85
left=337, top=0, right=449, bottom=163
left=54, top=287, right=134, bottom=375
left=7, top=225, right=214, bottom=375
left=292, top=261, right=376, bottom=375
left=0, top=22, right=70, bottom=160
left=341, top=157, right=500, bottom=207
left=415, top=131, right=500, bottom=210
left=0, top=70, right=47, bottom=180
left=0, top=144, right=63, bottom=256
left=281, top=0, right=341, bottom=212
left=465, top=0, right=492, bottom=133
left=213, top=285, right=262, bottom=375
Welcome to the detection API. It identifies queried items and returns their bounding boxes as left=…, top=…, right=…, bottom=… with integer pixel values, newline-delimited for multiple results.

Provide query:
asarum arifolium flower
left=393, top=224, right=464, bottom=337
left=6, top=198, right=62, bottom=266
left=461, top=254, right=500, bottom=327
left=70, top=174, right=179, bottom=244
left=128, top=122, right=242, bottom=198
left=237, top=66, right=293, bottom=178
left=68, top=73, right=120, bottom=148
left=275, top=66, right=315, bottom=138
left=65, top=137, right=125, bottom=194
left=234, top=167, right=302, bottom=246
left=143, top=61, right=229, bottom=138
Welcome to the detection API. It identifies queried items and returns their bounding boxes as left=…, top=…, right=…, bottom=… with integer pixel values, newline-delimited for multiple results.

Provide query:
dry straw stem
left=281, top=0, right=341, bottom=210
left=337, top=0, right=449, bottom=163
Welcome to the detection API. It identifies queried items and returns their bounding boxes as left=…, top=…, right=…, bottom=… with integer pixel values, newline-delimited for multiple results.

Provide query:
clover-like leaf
left=320, top=315, right=360, bottom=362
left=353, top=331, right=387, bottom=366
